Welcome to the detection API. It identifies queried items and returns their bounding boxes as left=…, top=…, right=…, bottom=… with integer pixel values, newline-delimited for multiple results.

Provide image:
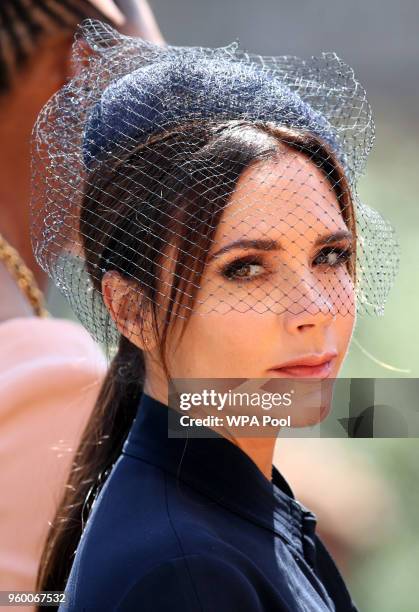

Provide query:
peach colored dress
left=0, top=317, right=107, bottom=605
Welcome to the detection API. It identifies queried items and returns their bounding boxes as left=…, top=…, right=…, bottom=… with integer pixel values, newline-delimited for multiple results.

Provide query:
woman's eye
left=313, top=246, right=352, bottom=268
left=219, top=247, right=352, bottom=282
left=221, top=257, right=266, bottom=281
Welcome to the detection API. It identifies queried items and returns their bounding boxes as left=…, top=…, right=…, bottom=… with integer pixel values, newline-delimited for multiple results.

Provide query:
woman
left=0, top=2, right=162, bottom=604
left=31, top=20, right=398, bottom=611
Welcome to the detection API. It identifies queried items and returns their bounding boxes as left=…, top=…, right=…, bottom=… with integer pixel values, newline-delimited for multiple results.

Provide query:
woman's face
left=165, top=150, right=356, bottom=386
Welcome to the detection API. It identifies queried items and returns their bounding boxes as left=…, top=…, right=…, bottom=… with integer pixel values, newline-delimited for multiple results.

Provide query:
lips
left=268, top=352, right=337, bottom=379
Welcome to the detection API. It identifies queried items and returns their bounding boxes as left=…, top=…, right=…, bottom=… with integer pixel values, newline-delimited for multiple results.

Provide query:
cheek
left=340, top=280, right=356, bottom=338
left=169, top=313, right=270, bottom=378
left=333, top=311, right=356, bottom=368
left=328, top=269, right=356, bottom=349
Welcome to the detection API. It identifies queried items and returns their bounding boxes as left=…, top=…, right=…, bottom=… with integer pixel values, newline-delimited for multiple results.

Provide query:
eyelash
left=220, top=247, right=353, bottom=282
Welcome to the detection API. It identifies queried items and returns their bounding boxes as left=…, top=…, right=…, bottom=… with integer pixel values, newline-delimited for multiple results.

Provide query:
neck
left=0, top=97, right=48, bottom=292
left=230, top=436, right=276, bottom=482
left=143, top=378, right=277, bottom=483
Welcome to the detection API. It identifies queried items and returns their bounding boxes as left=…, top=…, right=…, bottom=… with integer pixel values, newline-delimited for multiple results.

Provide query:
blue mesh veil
left=30, top=19, right=400, bottom=352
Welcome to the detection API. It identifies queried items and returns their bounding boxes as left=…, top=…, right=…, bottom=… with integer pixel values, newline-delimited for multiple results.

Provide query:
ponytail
left=34, top=120, right=355, bottom=608
left=35, top=335, right=145, bottom=607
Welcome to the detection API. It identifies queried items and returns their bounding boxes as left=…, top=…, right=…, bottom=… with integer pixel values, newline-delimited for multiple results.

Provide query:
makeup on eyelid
left=216, top=244, right=353, bottom=282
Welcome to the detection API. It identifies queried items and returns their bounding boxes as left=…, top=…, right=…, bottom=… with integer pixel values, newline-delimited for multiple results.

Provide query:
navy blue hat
left=31, top=20, right=400, bottom=333
left=82, top=53, right=344, bottom=168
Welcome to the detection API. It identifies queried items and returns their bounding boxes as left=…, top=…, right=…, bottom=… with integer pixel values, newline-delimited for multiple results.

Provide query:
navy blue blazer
left=60, top=392, right=358, bottom=611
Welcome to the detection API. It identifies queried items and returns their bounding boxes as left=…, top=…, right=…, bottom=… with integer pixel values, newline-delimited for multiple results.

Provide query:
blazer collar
left=122, top=392, right=317, bottom=555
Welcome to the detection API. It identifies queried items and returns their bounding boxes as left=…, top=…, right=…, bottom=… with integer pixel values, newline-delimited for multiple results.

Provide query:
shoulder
left=0, top=316, right=106, bottom=367
left=0, top=316, right=106, bottom=464
left=115, top=553, right=265, bottom=612
left=0, top=316, right=106, bottom=410
left=66, top=515, right=270, bottom=611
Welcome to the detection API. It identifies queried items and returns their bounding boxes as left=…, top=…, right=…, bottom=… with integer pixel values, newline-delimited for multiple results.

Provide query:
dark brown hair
left=0, top=0, right=105, bottom=92
left=35, top=120, right=356, bottom=605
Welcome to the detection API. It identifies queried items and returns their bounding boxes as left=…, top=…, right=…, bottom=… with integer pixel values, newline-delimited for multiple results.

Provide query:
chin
left=318, top=402, right=332, bottom=423
left=290, top=380, right=336, bottom=428
left=292, top=406, right=330, bottom=429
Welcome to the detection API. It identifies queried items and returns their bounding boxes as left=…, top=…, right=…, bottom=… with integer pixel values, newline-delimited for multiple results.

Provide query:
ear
left=20, top=34, right=75, bottom=106
left=63, top=35, right=93, bottom=82
left=102, top=270, right=156, bottom=350
left=61, top=29, right=107, bottom=84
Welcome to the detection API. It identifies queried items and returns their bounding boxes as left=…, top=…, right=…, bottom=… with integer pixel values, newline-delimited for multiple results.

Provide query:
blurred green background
left=48, top=2, right=418, bottom=609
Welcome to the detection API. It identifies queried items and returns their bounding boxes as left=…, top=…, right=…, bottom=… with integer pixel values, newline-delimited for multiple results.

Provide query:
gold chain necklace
left=0, top=232, right=49, bottom=318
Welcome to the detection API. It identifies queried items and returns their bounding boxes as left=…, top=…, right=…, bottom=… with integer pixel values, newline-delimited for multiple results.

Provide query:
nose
left=282, top=274, right=337, bottom=333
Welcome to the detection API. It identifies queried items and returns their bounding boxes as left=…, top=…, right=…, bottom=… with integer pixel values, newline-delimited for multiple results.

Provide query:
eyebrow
left=207, top=230, right=353, bottom=262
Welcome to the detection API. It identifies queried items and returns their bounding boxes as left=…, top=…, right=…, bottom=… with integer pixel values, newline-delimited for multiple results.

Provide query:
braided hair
left=0, top=0, right=106, bottom=92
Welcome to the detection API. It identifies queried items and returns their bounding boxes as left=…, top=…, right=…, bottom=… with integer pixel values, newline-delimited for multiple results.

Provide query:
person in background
left=0, top=0, right=164, bottom=600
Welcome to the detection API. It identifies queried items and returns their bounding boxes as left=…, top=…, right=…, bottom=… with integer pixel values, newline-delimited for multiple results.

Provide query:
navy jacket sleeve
left=117, top=554, right=276, bottom=612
